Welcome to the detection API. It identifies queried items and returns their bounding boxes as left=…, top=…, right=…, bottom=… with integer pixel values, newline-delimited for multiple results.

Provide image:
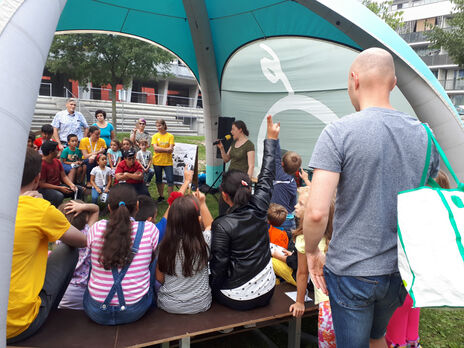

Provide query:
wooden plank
left=10, top=283, right=317, bottom=348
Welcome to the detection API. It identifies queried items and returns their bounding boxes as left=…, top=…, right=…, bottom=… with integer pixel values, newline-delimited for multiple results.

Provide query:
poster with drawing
left=164, top=142, right=198, bottom=185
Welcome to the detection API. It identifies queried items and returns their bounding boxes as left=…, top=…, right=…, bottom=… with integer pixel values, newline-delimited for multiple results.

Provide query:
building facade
left=390, top=0, right=464, bottom=107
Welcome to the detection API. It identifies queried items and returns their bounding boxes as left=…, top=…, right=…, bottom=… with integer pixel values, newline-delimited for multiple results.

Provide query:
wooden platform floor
left=12, top=283, right=317, bottom=348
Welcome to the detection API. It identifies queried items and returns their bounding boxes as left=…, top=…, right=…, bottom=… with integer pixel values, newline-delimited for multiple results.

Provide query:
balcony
left=400, top=31, right=431, bottom=43
left=420, top=54, right=457, bottom=66
left=439, top=79, right=464, bottom=91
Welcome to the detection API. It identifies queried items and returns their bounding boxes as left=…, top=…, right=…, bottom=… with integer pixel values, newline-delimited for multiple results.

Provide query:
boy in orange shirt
left=267, top=203, right=289, bottom=248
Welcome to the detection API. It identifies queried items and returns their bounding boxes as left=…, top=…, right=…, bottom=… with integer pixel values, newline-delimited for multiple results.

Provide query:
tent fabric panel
left=122, top=11, right=198, bottom=78
left=209, top=1, right=361, bottom=81
left=56, top=0, right=199, bottom=78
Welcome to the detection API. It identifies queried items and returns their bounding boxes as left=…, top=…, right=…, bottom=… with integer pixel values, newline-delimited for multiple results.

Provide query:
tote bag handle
left=421, top=124, right=463, bottom=190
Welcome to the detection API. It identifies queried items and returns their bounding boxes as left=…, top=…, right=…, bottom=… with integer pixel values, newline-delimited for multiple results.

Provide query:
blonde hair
left=292, top=187, right=335, bottom=253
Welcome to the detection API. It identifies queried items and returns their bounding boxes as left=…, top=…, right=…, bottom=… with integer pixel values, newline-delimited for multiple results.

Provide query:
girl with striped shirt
left=83, top=184, right=159, bottom=325
left=156, top=191, right=213, bottom=314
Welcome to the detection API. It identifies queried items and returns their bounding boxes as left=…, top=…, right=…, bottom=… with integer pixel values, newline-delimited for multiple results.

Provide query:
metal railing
left=86, top=87, right=200, bottom=108
left=439, top=79, right=464, bottom=91
left=420, top=54, right=456, bottom=67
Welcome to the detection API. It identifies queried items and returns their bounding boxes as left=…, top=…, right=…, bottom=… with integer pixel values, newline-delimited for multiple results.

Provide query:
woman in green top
left=217, top=120, right=255, bottom=179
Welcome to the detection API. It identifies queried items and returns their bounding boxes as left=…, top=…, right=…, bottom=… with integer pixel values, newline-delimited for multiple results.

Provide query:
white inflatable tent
left=1, top=0, right=463, bottom=342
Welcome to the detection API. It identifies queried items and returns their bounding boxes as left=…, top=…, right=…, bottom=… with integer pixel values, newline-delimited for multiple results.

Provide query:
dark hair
left=41, top=140, right=58, bottom=156
left=435, top=169, right=450, bottom=189
left=28, top=132, right=36, bottom=143
left=221, top=170, right=252, bottom=209
left=158, top=195, right=209, bottom=277
left=135, top=195, right=158, bottom=221
left=88, top=125, right=99, bottom=135
left=41, top=124, right=53, bottom=135
left=95, top=109, right=106, bottom=119
left=110, top=139, right=121, bottom=149
left=122, top=138, right=133, bottom=146
left=100, top=184, right=138, bottom=270
left=67, top=133, right=78, bottom=142
left=233, top=120, right=249, bottom=136
left=58, top=200, right=89, bottom=231
left=22, top=148, right=42, bottom=187
left=156, top=119, right=167, bottom=130
left=282, top=151, right=302, bottom=175
left=267, top=203, right=288, bottom=227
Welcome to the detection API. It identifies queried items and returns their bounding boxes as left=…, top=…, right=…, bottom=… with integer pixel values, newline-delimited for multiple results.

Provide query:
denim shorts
left=153, top=165, right=174, bottom=186
left=83, top=288, right=154, bottom=326
left=324, top=266, right=407, bottom=348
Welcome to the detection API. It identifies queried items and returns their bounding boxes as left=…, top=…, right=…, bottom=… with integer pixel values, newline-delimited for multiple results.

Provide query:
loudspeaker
left=216, top=116, right=235, bottom=159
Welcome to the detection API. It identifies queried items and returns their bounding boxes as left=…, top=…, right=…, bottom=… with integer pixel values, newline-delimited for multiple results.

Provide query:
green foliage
left=362, top=0, right=404, bottom=30
left=426, top=0, right=464, bottom=67
left=46, top=34, right=174, bottom=129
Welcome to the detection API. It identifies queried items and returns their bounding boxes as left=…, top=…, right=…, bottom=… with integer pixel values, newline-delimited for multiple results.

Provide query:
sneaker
left=146, top=182, right=150, bottom=187
left=157, top=196, right=165, bottom=203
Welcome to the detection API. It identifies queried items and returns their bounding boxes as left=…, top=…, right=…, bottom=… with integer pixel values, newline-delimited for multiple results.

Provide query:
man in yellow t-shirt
left=151, top=119, right=175, bottom=202
left=7, top=149, right=87, bottom=344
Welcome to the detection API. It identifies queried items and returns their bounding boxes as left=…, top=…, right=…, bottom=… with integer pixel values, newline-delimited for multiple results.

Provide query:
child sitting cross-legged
left=156, top=189, right=213, bottom=314
left=38, top=140, right=83, bottom=207
left=83, top=184, right=159, bottom=325
left=89, top=154, right=112, bottom=204
left=57, top=200, right=99, bottom=310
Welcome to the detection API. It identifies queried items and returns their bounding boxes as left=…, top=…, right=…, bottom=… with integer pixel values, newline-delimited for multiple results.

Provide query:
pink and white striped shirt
left=87, top=219, right=159, bottom=305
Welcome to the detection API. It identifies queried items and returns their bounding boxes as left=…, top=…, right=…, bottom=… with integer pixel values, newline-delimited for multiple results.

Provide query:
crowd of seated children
left=7, top=148, right=86, bottom=344
left=60, top=133, right=85, bottom=185
left=89, top=153, right=112, bottom=204
left=15, top=116, right=325, bottom=339
left=38, top=140, right=83, bottom=207
left=136, top=139, right=155, bottom=186
left=57, top=200, right=99, bottom=310
left=107, top=139, right=122, bottom=176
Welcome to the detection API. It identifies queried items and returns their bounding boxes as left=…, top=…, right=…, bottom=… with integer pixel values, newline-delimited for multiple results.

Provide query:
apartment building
left=390, top=0, right=464, bottom=107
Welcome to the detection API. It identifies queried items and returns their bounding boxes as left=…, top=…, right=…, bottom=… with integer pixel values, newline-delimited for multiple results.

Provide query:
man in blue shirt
left=52, top=98, right=89, bottom=148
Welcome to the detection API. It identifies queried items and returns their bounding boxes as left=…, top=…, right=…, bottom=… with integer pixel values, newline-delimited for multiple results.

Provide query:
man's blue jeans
left=324, top=266, right=407, bottom=348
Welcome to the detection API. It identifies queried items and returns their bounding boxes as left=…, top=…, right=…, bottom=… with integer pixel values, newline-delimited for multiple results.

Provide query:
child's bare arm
left=64, top=201, right=100, bottom=227
left=289, top=251, right=309, bottom=317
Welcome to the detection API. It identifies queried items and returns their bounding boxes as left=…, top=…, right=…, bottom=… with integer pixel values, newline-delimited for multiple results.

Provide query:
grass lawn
left=104, top=134, right=464, bottom=347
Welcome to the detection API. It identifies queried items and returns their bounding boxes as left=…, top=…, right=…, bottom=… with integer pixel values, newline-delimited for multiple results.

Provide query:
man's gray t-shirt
left=309, top=107, right=439, bottom=276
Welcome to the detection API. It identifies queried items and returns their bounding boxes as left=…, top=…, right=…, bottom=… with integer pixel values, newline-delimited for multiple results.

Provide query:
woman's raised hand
left=266, top=115, right=280, bottom=140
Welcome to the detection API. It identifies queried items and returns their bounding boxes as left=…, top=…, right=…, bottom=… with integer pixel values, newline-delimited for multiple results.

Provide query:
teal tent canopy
left=55, top=0, right=464, bottom=182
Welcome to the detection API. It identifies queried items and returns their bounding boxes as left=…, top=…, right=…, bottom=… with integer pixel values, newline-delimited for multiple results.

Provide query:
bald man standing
left=303, top=48, right=439, bottom=347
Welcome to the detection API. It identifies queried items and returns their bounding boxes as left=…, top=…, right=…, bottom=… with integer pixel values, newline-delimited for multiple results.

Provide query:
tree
left=362, top=0, right=404, bottom=30
left=426, top=0, right=464, bottom=67
left=46, top=34, right=174, bottom=132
